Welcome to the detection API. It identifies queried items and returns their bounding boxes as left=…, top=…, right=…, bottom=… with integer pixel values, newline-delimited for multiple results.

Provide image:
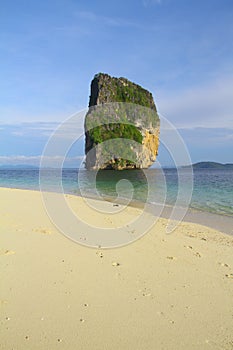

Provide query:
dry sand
left=0, top=187, right=233, bottom=350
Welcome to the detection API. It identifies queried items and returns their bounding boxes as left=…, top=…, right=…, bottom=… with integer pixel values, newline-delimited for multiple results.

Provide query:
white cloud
left=0, top=121, right=85, bottom=139
left=0, top=155, right=41, bottom=166
left=11, top=131, right=24, bottom=136
left=76, top=10, right=142, bottom=29
left=0, top=122, right=59, bottom=138
left=143, top=0, right=162, bottom=7
left=157, top=75, right=233, bottom=129
left=0, top=155, right=84, bottom=167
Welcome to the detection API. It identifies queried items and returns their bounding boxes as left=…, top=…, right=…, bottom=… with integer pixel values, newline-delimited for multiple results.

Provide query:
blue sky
left=0, top=0, right=233, bottom=166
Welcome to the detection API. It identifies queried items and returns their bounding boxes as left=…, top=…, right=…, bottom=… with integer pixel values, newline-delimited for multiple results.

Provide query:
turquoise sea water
left=0, top=168, right=233, bottom=217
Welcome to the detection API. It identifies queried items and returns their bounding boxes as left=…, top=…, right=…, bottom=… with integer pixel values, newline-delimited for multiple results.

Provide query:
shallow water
left=0, top=168, right=233, bottom=217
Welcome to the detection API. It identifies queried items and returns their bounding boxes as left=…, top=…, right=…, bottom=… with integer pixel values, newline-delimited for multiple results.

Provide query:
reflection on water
left=78, top=169, right=167, bottom=205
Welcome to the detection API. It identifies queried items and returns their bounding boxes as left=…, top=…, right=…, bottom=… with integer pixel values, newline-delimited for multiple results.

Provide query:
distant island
left=1, top=162, right=232, bottom=170
left=0, top=164, right=39, bottom=170
left=185, top=162, right=233, bottom=169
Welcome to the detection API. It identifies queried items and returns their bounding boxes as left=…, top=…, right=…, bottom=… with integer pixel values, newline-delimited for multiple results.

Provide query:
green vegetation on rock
left=89, top=73, right=157, bottom=110
left=85, top=73, right=160, bottom=170
left=89, top=123, right=143, bottom=145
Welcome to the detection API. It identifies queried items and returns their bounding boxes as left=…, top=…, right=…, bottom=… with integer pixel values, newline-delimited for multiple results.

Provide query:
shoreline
left=99, top=195, right=233, bottom=236
left=1, top=185, right=232, bottom=236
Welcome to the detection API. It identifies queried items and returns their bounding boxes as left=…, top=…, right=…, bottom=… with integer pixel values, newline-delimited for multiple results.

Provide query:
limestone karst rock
left=85, top=73, right=160, bottom=170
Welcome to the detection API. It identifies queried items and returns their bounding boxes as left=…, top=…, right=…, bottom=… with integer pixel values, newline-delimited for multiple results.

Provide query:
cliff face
left=85, top=73, right=160, bottom=170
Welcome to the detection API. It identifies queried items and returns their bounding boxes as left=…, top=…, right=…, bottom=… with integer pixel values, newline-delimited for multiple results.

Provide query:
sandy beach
left=0, top=187, right=233, bottom=350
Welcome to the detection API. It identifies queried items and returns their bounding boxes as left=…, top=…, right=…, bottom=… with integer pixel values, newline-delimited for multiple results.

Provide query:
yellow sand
left=0, top=187, right=233, bottom=350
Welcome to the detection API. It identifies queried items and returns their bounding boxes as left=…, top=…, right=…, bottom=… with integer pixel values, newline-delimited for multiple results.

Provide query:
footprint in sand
left=195, top=252, right=201, bottom=258
left=96, top=251, right=103, bottom=258
left=139, top=287, right=152, bottom=298
left=0, top=249, right=15, bottom=256
left=219, top=262, right=230, bottom=268
left=184, top=245, right=202, bottom=258
left=33, top=228, right=53, bottom=235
